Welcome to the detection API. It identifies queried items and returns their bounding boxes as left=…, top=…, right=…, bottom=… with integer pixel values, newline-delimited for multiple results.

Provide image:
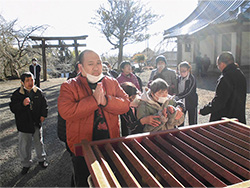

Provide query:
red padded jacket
left=58, top=75, right=130, bottom=154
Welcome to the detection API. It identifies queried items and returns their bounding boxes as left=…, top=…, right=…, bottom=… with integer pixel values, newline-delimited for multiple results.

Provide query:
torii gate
left=29, top=35, right=88, bottom=81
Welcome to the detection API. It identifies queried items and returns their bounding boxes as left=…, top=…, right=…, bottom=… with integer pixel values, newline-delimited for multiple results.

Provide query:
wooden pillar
left=177, top=37, right=182, bottom=65
left=42, top=39, right=47, bottom=81
left=193, top=39, right=198, bottom=62
left=74, top=40, right=79, bottom=61
left=236, top=23, right=242, bottom=66
left=213, top=34, right=218, bottom=69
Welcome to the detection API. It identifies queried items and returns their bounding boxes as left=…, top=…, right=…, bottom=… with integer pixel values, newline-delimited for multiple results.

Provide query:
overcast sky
left=0, top=0, right=198, bottom=56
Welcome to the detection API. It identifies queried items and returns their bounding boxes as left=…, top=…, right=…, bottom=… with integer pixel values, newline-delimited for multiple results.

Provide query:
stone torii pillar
left=29, top=35, right=88, bottom=81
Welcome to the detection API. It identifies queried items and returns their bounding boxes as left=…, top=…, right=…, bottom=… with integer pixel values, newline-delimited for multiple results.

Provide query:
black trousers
left=71, top=155, right=89, bottom=187
left=179, top=107, right=198, bottom=127
left=187, top=107, right=198, bottom=125
left=35, top=78, right=40, bottom=88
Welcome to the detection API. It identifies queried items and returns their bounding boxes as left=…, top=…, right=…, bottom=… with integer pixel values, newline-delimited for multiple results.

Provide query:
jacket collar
left=121, top=72, right=132, bottom=78
left=140, top=89, right=161, bottom=108
left=19, top=85, right=38, bottom=95
left=222, top=63, right=237, bottom=75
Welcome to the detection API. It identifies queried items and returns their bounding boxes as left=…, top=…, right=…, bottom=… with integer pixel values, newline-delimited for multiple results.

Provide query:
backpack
left=57, top=112, right=66, bottom=142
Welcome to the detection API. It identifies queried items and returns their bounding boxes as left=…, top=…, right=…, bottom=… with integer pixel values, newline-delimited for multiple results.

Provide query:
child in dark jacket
left=176, top=61, right=198, bottom=125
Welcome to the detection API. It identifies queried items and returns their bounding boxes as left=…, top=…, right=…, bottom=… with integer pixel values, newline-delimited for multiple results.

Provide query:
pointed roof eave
left=163, top=0, right=247, bottom=40
left=164, top=22, right=210, bottom=39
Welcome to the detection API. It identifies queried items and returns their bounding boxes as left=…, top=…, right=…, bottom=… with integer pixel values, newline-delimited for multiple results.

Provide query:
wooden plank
left=130, top=139, right=184, bottom=187
left=92, top=145, right=121, bottom=188
left=118, top=141, right=163, bottom=187
left=76, top=120, right=249, bottom=187
left=32, top=44, right=86, bottom=48
left=87, top=119, right=238, bottom=148
left=142, top=137, right=205, bottom=187
left=177, top=131, right=250, bottom=179
left=187, top=129, right=250, bottom=169
left=198, top=127, right=250, bottom=159
left=29, top=35, right=88, bottom=40
left=81, top=140, right=110, bottom=187
left=155, top=135, right=227, bottom=187
left=208, top=126, right=250, bottom=150
left=216, top=124, right=250, bottom=143
left=226, top=122, right=250, bottom=136
left=104, top=143, right=141, bottom=187
left=166, top=133, right=242, bottom=185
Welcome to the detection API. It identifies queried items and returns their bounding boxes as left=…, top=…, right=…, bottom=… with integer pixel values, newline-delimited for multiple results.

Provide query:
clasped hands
left=162, top=106, right=183, bottom=120
left=93, top=82, right=107, bottom=106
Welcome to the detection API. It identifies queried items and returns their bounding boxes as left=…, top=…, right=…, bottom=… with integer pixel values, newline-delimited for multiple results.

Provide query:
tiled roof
left=164, top=0, right=250, bottom=39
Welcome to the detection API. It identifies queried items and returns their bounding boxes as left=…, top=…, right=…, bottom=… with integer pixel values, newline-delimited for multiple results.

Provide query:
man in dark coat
left=199, top=51, right=247, bottom=124
left=29, top=58, right=41, bottom=87
left=9, top=72, right=48, bottom=175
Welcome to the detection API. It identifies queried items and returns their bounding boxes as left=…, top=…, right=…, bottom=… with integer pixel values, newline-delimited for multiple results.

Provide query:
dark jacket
left=200, top=63, right=247, bottom=124
left=149, top=67, right=177, bottom=95
left=29, top=64, right=41, bottom=79
left=120, top=107, right=143, bottom=136
left=134, top=73, right=143, bottom=92
left=176, top=73, right=198, bottom=110
left=29, top=64, right=41, bottom=87
left=9, top=86, right=48, bottom=133
left=110, top=69, right=119, bottom=78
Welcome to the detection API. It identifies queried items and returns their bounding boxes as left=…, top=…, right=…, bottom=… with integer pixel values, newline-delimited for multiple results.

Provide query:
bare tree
left=90, top=0, right=160, bottom=67
left=0, top=15, right=48, bottom=79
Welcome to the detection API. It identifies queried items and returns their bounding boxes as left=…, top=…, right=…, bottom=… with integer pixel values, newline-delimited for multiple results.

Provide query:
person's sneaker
left=21, top=167, right=30, bottom=175
left=39, top=161, right=48, bottom=168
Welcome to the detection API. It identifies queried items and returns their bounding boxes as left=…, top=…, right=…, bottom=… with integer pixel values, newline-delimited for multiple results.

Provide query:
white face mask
left=157, top=96, right=168, bottom=104
left=130, top=95, right=141, bottom=107
left=83, top=68, right=104, bottom=83
left=157, top=64, right=165, bottom=70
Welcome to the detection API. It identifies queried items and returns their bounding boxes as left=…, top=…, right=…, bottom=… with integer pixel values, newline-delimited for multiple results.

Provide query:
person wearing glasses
left=175, top=61, right=198, bottom=126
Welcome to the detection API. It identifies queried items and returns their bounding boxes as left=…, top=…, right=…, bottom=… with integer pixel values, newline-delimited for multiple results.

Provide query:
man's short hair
left=21, top=72, right=34, bottom=82
left=120, top=61, right=131, bottom=71
left=78, top=50, right=93, bottom=65
left=217, top=51, right=234, bottom=65
left=150, top=78, right=169, bottom=94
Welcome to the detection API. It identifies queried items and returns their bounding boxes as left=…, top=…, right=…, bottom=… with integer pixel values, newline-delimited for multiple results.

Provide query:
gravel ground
left=0, top=71, right=249, bottom=187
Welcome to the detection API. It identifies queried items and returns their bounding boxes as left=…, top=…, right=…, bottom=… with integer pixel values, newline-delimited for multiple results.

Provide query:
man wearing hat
left=149, top=55, right=177, bottom=95
left=29, top=58, right=41, bottom=87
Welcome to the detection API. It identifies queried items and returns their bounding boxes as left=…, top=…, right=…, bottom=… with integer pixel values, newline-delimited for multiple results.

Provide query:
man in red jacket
left=58, top=49, right=130, bottom=187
